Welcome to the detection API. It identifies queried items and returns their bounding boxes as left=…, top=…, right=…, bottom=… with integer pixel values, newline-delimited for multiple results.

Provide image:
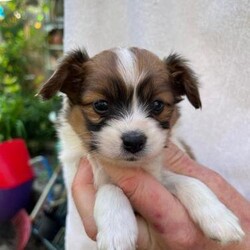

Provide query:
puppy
left=39, top=47, right=244, bottom=250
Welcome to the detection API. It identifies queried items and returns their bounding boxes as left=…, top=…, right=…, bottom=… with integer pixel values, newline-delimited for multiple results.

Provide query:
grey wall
left=64, top=0, right=250, bottom=198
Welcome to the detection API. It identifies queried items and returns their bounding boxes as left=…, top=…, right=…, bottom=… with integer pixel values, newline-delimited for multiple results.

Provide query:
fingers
left=72, top=158, right=97, bottom=240
left=101, top=163, right=201, bottom=245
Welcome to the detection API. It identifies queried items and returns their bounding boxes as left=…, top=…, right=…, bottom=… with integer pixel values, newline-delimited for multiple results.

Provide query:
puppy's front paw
left=199, top=203, right=245, bottom=244
left=94, top=184, right=138, bottom=250
left=163, top=172, right=245, bottom=244
left=97, top=228, right=137, bottom=250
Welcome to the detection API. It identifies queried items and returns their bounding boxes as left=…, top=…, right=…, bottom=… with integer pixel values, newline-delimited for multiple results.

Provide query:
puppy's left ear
left=165, top=53, right=202, bottom=109
left=37, top=49, right=89, bottom=103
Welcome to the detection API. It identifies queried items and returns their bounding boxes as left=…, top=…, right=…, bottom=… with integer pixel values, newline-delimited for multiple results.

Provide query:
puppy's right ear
left=38, top=49, right=89, bottom=102
left=165, top=53, right=202, bottom=109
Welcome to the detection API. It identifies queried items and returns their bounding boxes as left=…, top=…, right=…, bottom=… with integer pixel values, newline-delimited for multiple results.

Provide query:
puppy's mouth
left=122, top=153, right=144, bottom=162
left=111, top=151, right=146, bottom=162
left=92, top=145, right=147, bottom=164
left=97, top=146, right=162, bottom=165
left=126, top=156, right=138, bottom=162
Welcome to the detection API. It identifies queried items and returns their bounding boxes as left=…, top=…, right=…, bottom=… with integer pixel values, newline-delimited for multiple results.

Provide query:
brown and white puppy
left=39, top=47, right=244, bottom=250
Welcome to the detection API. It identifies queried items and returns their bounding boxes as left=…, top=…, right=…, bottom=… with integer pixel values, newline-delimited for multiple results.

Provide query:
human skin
left=72, top=143, right=250, bottom=250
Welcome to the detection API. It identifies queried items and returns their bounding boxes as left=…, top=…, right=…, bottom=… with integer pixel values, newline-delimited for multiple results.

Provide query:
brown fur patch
left=80, top=50, right=133, bottom=105
left=38, top=49, right=89, bottom=103
left=165, top=53, right=202, bottom=109
left=67, top=105, right=92, bottom=146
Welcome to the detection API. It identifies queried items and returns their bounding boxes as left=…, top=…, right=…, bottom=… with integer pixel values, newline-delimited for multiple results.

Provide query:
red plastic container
left=0, top=139, right=33, bottom=188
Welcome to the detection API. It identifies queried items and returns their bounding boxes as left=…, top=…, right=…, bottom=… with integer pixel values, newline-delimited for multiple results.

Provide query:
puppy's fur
left=39, top=47, right=244, bottom=250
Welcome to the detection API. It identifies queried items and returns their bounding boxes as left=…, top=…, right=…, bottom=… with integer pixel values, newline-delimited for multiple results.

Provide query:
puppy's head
left=39, top=47, right=201, bottom=163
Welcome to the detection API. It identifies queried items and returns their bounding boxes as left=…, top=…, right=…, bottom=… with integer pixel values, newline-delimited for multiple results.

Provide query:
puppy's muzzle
left=121, top=131, right=147, bottom=154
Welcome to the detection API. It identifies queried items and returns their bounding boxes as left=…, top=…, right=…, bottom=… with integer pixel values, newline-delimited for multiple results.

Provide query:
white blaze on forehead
left=114, top=48, right=142, bottom=86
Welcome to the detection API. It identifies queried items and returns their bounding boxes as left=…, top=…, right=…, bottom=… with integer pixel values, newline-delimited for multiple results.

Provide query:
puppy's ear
left=165, top=53, right=202, bottom=109
left=38, top=49, right=89, bottom=103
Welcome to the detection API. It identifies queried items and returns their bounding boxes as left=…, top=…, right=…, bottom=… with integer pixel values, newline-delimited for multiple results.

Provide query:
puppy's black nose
left=122, top=131, right=147, bottom=154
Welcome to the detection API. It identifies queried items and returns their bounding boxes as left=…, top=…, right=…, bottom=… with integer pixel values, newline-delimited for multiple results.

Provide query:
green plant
left=0, top=93, right=60, bottom=155
left=0, top=1, right=60, bottom=155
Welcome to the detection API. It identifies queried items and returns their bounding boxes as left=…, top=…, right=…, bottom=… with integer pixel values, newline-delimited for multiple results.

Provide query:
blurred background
left=0, top=0, right=63, bottom=156
left=0, top=0, right=250, bottom=249
left=0, top=1, right=66, bottom=249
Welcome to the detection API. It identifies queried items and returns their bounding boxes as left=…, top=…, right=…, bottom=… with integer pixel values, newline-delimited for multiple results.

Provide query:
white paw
left=198, top=203, right=245, bottom=244
left=97, top=228, right=137, bottom=250
left=163, top=172, right=245, bottom=244
left=94, top=184, right=138, bottom=250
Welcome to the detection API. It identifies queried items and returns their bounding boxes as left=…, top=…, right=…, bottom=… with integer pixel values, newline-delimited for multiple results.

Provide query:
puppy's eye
left=151, top=100, right=164, bottom=115
left=93, top=100, right=109, bottom=114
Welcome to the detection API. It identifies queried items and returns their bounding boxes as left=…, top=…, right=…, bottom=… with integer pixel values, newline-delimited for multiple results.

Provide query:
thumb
left=164, top=141, right=197, bottom=172
left=101, top=161, right=148, bottom=200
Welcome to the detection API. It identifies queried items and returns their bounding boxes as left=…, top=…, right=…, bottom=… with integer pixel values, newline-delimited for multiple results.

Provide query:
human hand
left=72, top=143, right=250, bottom=249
